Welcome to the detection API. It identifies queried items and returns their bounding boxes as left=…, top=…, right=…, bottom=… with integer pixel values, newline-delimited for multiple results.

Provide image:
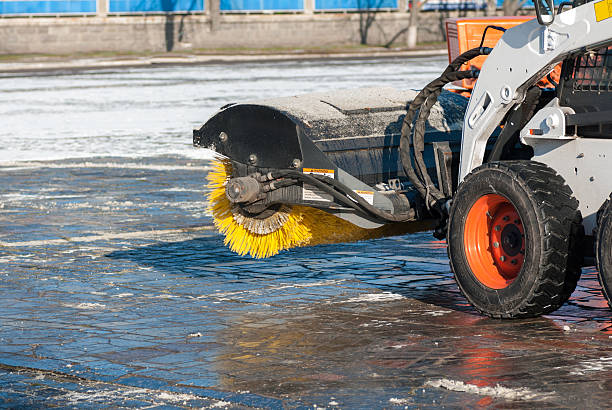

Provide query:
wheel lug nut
left=503, top=216, right=510, bottom=222
left=500, top=255, right=506, bottom=262
left=495, top=225, right=501, bottom=231
left=511, top=259, right=517, bottom=265
left=493, top=242, right=499, bottom=248
left=514, top=219, right=520, bottom=224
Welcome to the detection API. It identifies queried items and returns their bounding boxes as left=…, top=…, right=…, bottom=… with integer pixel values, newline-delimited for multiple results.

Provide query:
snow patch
left=210, top=400, right=232, bottom=408
left=389, top=397, right=411, bottom=405
left=425, top=379, right=555, bottom=401
left=157, top=391, right=199, bottom=402
left=391, top=343, right=409, bottom=349
left=64, top=302, right=106, bottom=310
left=424, top=310, right=449, bottom=316
left=0, top=158, right=213, bottom=170
left=200, top=280, right=346, bottom=300
left=0, top=226, right=214, bottom=247
left=345, top=292, right=405, bottom=303
left=570, top=356, right=612, bottom=375
left=62, top=388, right=148, bottom=403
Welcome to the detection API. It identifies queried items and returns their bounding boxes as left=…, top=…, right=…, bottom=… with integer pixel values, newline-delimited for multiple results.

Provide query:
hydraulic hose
left=400, top=47, right=492, bottom=214
left=267, top=170, right=416, bottom=223
left=239, top=47, right=492, bottom=228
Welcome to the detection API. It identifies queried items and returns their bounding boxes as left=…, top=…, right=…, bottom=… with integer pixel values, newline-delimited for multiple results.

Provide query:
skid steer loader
left=194, top=0, right=612, bottom=318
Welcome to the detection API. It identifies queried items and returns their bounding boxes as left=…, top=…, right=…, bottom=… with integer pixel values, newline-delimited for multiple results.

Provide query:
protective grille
left=570, top=46, right=612, bottom=92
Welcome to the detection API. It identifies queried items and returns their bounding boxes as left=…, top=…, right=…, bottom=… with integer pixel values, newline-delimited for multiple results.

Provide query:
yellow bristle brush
left=206, top=158, right=433, bottom=258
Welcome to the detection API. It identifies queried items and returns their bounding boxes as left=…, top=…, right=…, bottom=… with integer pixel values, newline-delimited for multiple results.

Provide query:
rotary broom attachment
left=195, top=87, right=470, bottom=258
left=207, top=158, right=431, bottom=258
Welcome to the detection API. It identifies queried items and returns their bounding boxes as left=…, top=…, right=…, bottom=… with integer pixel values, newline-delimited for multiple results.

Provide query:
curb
left=0, top=49, right=447, bottom=74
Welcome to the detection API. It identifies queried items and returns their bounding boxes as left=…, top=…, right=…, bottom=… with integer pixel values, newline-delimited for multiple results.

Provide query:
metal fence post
left=304, top=0, right=314, bottom=14
left=210, top=0, right=220, bottom=31
left=97, top=0, right=108, bottom=16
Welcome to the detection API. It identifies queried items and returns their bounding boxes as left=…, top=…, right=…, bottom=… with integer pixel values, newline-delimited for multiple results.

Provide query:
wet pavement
left=2, top=58, right=612, bottom=408
left=1, top=155, right=612, bottom=408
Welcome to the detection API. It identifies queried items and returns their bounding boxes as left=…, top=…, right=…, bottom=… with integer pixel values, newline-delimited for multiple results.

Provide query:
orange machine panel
left=446, top=16, right=536, bottom=90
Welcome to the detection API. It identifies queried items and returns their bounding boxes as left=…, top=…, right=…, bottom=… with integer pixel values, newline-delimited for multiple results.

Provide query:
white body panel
left=459, top=3, right=612, bottom=182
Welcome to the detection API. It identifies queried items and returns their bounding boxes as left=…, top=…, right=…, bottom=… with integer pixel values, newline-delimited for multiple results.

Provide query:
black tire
left=596, top=194, right=612, bottom=309
left=448, top=161, right=583, bottom=319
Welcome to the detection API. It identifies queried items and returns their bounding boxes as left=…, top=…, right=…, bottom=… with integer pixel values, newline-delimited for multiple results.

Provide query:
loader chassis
left=195, top=0, right=612, bottom=318
left=447, top=0, right=612, bottom=317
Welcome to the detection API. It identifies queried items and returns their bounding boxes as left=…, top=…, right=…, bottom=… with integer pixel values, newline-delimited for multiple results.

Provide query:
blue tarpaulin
left=0, top=0, right=566, bottom=15
left=315, top=0, right=397, bottom=10
left=0, top=0, right=95, bottom=14
left=109, top=0, right=203, bottom=12
left=220, top=0, right=302, bottom=11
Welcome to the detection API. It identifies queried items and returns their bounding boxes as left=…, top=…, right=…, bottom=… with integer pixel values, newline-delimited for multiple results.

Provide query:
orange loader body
left=445, top=16, right=561, bottom=92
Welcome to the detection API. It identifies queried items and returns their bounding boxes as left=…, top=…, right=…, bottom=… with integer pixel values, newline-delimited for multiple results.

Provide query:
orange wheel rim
left=464, top=194, right=525, bottom=289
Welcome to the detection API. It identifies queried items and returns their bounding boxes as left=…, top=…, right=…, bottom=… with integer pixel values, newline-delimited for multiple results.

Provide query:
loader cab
left=555, top=0, right=612, bottom=139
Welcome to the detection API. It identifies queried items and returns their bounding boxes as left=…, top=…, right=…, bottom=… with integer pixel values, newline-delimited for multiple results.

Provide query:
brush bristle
left=206, top=159, right=432, bottom=258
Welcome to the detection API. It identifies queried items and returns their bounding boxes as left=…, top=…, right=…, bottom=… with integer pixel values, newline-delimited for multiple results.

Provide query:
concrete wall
left=0, top=10, right=485, bottom=55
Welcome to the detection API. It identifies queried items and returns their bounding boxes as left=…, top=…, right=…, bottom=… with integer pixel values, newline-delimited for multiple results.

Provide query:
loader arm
left=459, top=1, right=612, bottom=181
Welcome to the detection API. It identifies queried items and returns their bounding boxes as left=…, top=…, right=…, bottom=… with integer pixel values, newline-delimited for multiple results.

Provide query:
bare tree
left=384, top=0, right=429, bottom=48
left=485, top=0, right=498, bottom=15
left=357, top=0, right=386, bottom=45
left=502, top=0, right=526, bottom=15
left=154, top=0, right=198, bottom=52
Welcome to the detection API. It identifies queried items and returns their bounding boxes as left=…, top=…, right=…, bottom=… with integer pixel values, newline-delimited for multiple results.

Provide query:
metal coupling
left=225, top=177, right=261, bottom=204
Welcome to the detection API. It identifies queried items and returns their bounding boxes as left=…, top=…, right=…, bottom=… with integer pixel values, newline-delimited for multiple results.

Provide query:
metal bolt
left=219, top=132, right=228, bottom=142
left=495, top=225, right=501, bottom=231
left=493, top=242, right=500, bottom=248
left=514, top=219, right=520, bottom=225
left=291, top=158, right=302, bottom=168
left=248, top=154, right=257, bottom=164
left=500, top=255, right=506, bottom=262
left=503, top=216, right=510, bottom=222
left=545, top=114, right=560, bottom=129
left=511, top=259, right=518, bottom=265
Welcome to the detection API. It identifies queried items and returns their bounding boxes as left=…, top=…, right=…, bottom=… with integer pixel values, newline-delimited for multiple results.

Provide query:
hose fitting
left=225, top=177, right=261, bottom=204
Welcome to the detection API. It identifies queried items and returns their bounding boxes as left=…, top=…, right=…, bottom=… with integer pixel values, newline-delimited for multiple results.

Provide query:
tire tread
left=449, top=160, right=583, bottom=319
left=596, top=194, right=612, bottom=308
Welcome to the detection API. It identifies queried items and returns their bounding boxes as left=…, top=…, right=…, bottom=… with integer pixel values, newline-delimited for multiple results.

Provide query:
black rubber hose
left=400, top=69, right=482, bottom=208
left=313, top=174, right=416, bottom=222
left=399, top=47, right=492, bottom=212
left=269, top=170, right=416, bottom=222
left=412, top=70, right=481, bottom=205
left=257, top=47, right=493, bottom=224
left=267, top=170, right=380, bottom=216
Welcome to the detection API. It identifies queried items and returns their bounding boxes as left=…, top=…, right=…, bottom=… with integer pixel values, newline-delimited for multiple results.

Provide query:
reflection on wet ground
left=1, top=156, right=611, bottom=408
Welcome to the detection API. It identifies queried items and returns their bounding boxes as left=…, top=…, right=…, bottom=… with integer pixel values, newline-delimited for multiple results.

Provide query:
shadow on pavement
left=105, top=232, right=481, bottom=315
